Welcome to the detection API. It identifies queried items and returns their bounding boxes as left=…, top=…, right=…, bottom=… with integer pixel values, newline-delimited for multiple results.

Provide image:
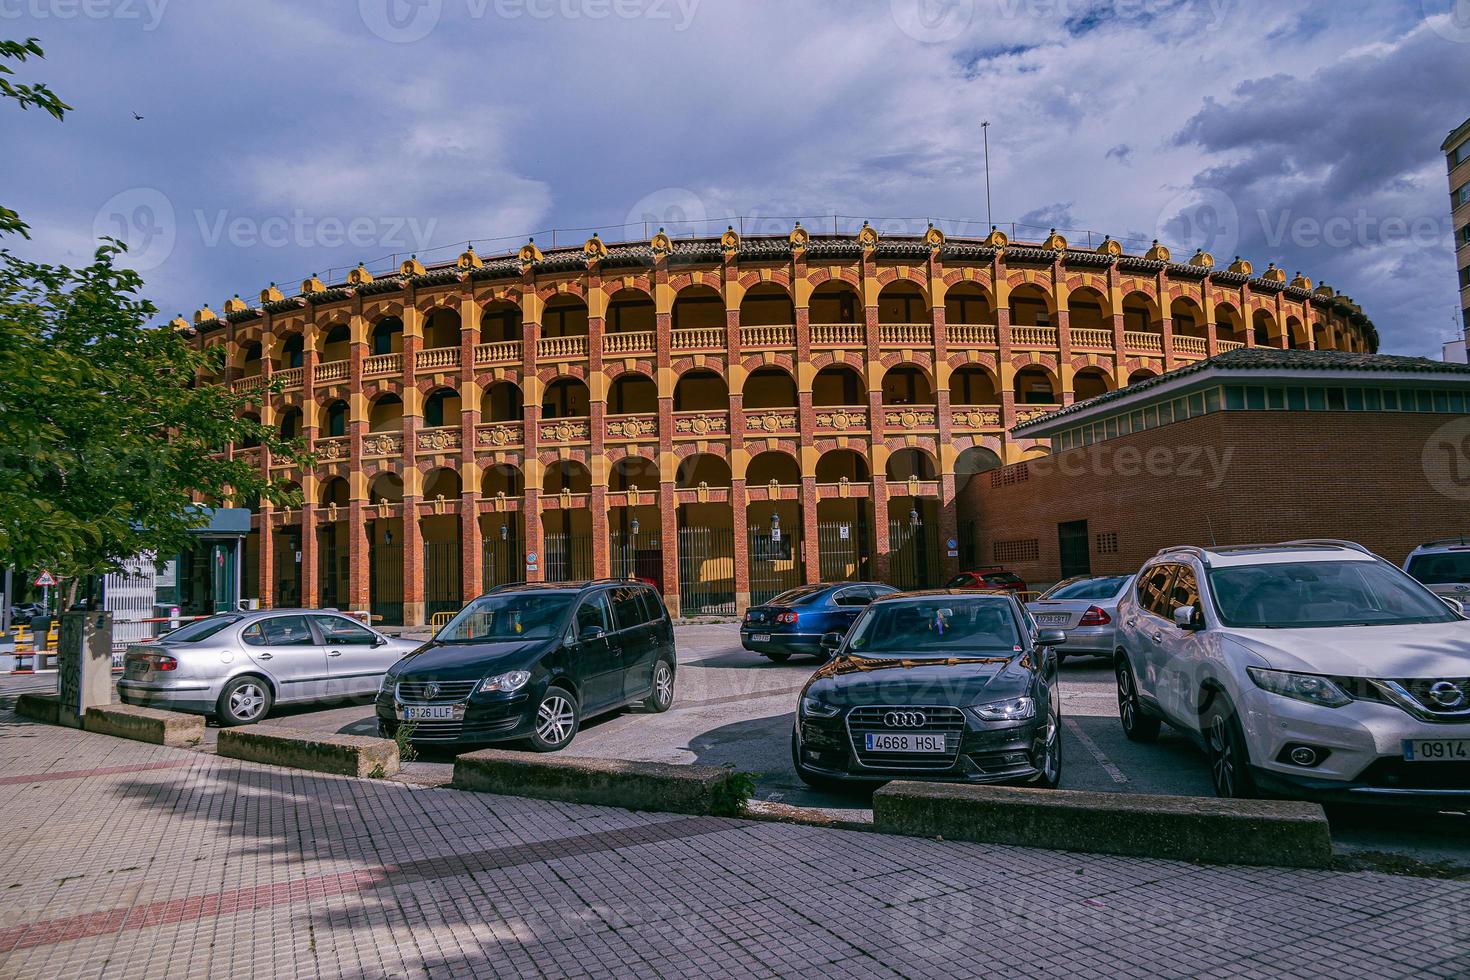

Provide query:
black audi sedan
left=791, top=591, right=1064, bottom=788
left=376, top=581, right=675, bottom=751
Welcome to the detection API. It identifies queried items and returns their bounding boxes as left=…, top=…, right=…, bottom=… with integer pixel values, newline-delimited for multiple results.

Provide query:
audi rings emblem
left=1428, top=681, right=1466, bottom=709
left=884, top=710, right=928, bottom=728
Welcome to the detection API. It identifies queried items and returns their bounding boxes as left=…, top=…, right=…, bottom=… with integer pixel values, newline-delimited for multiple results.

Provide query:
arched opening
left=320, top=325, right=350, bottom=364
left=1313, top=321, right=1332, bottom=351
left=814, top=450, right=875, bottom=582
left=949, top=365, right=1000, bottom=405
left=881, top=364, right=935, bottom=406
left=886, top=448, right=937, bottom=482
left=241, top=342, right=264, bottom=378
left=672, top=285, right=724, bottom=331
left=1067, top=287, right=1110, bottom=331
left=1286, top=317, right=1308, bottom=350
left=1127, top=368, right=1158, bottom=386
left=423, top=387, right=461, bottom=428
left=813, top=364, right=864, bottom=406
left=365, top=472, right=405, bottom=624
left=319, top=477, right=350, bottom=507
left=368, top=394, right=403, bottom=433
left=324, top=399, right=349, bottom=437
left=368, top=472, right=404, bottom=504
left=543, top=295, right=589, bottom=338
left=743, top=366, right=797, bottom=409
left=610, top=455, right=658, bottom=492
left=815, top=449, right=870, bottom=484
left=1072, top=367, right=1111, bottom=401
left=673, top=369, right=728, bottom=412
left=608, top=373, right=657, bottom=415
left=481, top=463, right=524, bottom=498
left=1171, top=298, right=1207, bottom=338
left=810, top=281, right=862, bottom=324
left=1215, top=303, right=1246, bottom=345
left=480, top=381, right=523, bottom=422
left=1123, top=293, right=1161, bottom=334
left=423, top=467, right=463, bottom=499
left=239, top=412, right=261, bottom=448
left=280, top=334, right=305, bottom=370
left=945, top=283, right=994, bottom=325
left=278, top=407, right=303, bottom=440
left=544, top=460, right=592, bottom=495
left=371, top=316, right=403, bottom=355
left=675, top=453, right=732, bottom=488
left=955, top=446, right=1001, bottom=485
left=1009, top=284, right=1052, bottom=327
left=954, top=445, right=1003, bottom=567
left=739, top=284, right=794, bottom=326
left=542, top=377, right=590, bottom=419
left=423, top=308, right=461, bottom=350
left=877, top=282, right=929, bottom=324
left=1015, top=366, right=1059, bottom=405
left=607, top=288, right=654, bottom=333
left=746, top=451, right=801, bottom=487
left=1253, top=309, right=1280, bottom=347
left=481, top=300, right=522, bottom=342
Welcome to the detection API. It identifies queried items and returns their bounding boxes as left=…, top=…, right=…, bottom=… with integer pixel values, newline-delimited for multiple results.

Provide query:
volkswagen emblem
left=884, top=710, right=927, bottom=728
left=425, top=682, right=440, bottom=699
left=1428, top=681, right=1466, bottom=709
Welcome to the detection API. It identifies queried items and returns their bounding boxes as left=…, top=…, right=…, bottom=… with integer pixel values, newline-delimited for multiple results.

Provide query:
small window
left=610, top=587, right=646, bottom=630
left=1265, top=388, right=1285, bottom=410
left=1245, top=388, right=1266, bottom=411
left=1137, top=565, right=1176, bottom=618
left=315, top=616, right=376, bottom=646
left=1326, top=388, right=1346, bottom=411
left=1345, top=389, right=1364, bottom=411
left=1203, top=388, right=1221, bottom=413
left=1286, top=387, right=1306, bottom=411
left=1306, top=388, right=1326, bottom=411
left=259, top=616, right=315, bottom=647
left=1223, top=387, right=1245, bottom=410
left=574, top=592, right=612, bottom=637
left=1383, top=389, right=1400, bottom=411
left=1364, top=389, right=1382, bottom=411
left=1168, top=566, right=1201, bottom=618
left=637, top=588, right=664, bottom=623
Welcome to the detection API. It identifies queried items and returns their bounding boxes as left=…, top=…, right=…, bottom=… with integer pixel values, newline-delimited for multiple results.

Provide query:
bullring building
left=186, top=225, right=1377, bottom=623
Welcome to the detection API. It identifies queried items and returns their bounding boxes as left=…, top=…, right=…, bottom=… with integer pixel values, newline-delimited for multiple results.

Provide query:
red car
left=945, top=568, right=1029, bottom=594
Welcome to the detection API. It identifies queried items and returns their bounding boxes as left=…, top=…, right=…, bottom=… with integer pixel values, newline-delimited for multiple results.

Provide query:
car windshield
left=1208, top=560, right=1457, bottom=629
left=1407, top=552, right=1470, bottom=585
left=944, top=574, right=975, bottom=587
left=437, top=593, right=574, bottom=642
left=1042, top=575, right=1130, bottom=601
left=846, top=599, right=1021, bottom=657
left=984, top=573, right=1022, bottom=584
left=767, top=585, right=828, bottom=606
left=159, top=616, right=241, bottom=644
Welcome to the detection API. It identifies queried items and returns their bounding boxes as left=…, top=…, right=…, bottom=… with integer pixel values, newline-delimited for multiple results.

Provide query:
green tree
left=0, top=39, right=304, bottom=591
left=1, top=38, right=71, bottom=239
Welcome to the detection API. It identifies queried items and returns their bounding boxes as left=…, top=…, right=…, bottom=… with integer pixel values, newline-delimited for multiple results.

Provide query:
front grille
left=1394, top=678, right=1470, bottom=717
left=394, top=716, right=520, bottom=743
left=846, top=705, right=966, bottom=771
left=396, top=679, right=478, bottom=703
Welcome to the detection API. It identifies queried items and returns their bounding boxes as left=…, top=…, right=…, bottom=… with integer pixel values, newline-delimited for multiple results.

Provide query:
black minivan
left=376, top=580, right=676, bottom=751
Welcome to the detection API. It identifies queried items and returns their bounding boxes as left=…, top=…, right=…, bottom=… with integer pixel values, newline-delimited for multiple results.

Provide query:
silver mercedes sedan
left=117, top=609, right=422, bottom=725
left=1025, top=574, right=1135, bottom=663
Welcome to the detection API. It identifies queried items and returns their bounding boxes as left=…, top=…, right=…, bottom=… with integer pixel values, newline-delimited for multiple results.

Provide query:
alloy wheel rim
left=231, top=683, right=265, bottom=720
left=1117, top=666, right=1135, bottom=729
left=1208, top=715, right=1234, bottom=796
left=537, top=695, right=575, bottom=743
left=1042, top=706, right=1060, bottom=782
left=654, top=664, right=673, bottom=706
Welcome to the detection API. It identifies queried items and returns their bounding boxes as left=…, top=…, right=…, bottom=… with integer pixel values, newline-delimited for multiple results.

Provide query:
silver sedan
left=1025, top=574, right=1135, bottom=662
left=117, top=609, right=422, bottom=725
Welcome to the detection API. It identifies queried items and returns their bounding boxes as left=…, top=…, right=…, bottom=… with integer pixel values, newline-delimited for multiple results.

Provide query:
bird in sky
left=132, top=112, right=144, bottom=121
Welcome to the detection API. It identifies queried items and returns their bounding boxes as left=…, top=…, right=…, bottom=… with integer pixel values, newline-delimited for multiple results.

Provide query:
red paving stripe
left=0, top=759, right=197, bottom=786
left=0, top=815, right=740, bottom=953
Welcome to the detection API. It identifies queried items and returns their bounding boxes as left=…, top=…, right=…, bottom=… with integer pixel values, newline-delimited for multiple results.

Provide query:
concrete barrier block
left=453, top=750, right=746, bottom=816
left=84, top=704, right=206, bottom=747
left=872, top=782, right=1333, bottom=869
left=218, top=727, right=400, bottom=778
left=14, top=692, right=60, bottom=725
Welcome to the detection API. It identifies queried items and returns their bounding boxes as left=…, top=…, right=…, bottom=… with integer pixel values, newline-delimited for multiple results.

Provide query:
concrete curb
left=218, top=727, right=400, bottom=778
left=873, top=782, right=1333, bottom=869
left=84, top=704, right=205, bottom=747
left=14, top=692, right=60, bottom=725
left=453, top=750, right=748, bottom=816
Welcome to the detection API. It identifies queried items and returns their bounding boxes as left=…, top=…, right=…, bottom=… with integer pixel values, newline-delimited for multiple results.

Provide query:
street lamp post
left=628, top=513, right=640, bottom=580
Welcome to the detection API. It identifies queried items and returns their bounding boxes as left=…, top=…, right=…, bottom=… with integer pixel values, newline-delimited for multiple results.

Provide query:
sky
left=3, top=0, right=1468, bottom=355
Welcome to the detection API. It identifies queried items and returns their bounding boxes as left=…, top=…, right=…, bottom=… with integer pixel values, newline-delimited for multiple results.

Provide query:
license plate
left=1036, top=614, right=1069, bottom=625
left=753, top=634, right=772, bottom=643
left=1403, top=738, right=1470, bottom=761
left=399, top=704, right=461, bottom=721
left=865, top=733, right=946, bottom=753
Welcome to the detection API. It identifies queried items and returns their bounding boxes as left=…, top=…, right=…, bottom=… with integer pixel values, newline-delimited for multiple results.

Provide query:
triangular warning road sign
left=33, top=570, right=57, bottom=587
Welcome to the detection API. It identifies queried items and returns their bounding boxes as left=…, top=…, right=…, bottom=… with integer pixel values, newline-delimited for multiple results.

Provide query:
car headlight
left=800, top=696, right=842, bottom=718
left=969, top=697, right=1036, bottom=722
left=377, top=666, right=402, bottom=696
left=1246, top=668, right=1351, bottom=708
left=479, top=670, right=531, bottom=694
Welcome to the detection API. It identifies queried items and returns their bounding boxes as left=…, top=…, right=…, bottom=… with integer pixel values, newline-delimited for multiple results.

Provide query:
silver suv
left=118, top=609, right=421, bottom=725
left=1114, top=540, right=1470, bottom=805
left=1404, top=538, right=1470, bottom=605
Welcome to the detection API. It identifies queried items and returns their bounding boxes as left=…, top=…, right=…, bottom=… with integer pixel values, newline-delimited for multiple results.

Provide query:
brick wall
left=959, top=411, right=1469, bottom=587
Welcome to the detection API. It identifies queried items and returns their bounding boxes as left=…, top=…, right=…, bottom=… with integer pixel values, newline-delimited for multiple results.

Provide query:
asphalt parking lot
left=7, top=622, right=1469, bottom=871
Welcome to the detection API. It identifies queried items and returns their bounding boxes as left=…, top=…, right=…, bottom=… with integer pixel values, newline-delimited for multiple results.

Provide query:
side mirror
left=1442, top=596, right=1466, bottom=617
left=371, top=636, right=386, bottom=648
left=820, top=632, right=844, bottom=653
left=1173, top=605, right=1204, bottom=631
left=1037, top=628, right=1067, bottom=647
left=579, top=625, right=607, bottom=643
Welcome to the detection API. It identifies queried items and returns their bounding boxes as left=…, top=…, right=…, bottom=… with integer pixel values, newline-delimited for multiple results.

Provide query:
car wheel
left=1115, top=655, right=1161, bottom=743
left=765, top=651, right=791, bottom=664
left=216, top=676, right=272, bottom=727
left=527, top=686, right=580, bottom=752
left=1033, top=696, right=1062, bottom=789
left=790, top=728, right=845, bottom=792
left=1202, top=696, right=1257, bottom=799
left=643, top=658, right=675, bottom=713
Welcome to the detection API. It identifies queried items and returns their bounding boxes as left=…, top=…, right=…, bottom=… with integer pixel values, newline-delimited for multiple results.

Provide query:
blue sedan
left=740, top=583, right=899, bottom=661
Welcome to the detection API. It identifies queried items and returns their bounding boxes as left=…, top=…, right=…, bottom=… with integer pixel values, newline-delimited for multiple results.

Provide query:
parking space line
left=1064, top=716, right=1129, bottom=785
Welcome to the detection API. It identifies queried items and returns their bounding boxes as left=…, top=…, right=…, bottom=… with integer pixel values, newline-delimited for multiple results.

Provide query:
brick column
left=521, top=279, right=543, bottom=583
left=588, top=273, right=610, bottom=577
left=871, top=475, right=891, bottom=583
left=937, top=472, right=960, bottom=581
left=460, top=294, right=482, bottom=600
left=301, top=503, right=319, bottom=607
left=1204, top=277, right=1219, bottom=356
left=800, top=476, right=820, bottom=585
left=460, top=493, right=482, bottom=601
left=347, top=500, right=370, bottom=613
left=258, top=512, right=275, bottom=608
left=732, top=479, right=750, bottom=613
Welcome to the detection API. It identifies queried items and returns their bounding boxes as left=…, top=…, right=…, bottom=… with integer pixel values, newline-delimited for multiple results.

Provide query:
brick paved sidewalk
left=0, top=700, right=1464, bottom=979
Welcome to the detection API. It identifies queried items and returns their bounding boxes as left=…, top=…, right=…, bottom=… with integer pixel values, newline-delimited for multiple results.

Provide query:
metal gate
left=610, top=531, right=664, bottom=589
left=748, top=526, right=802, bottom=606
left=679, top=526, right=736, bottom=615
left=370, top=542, right=404, bottom=626
left=424, top=540, right=462, bottom=620
left=958, top=520, right=980, bottom=571
left=887, top=519, right=940, bottom=591
left=318, top=531, right=348, bottom=610
left=273, top=529, right=302, bottom=607
left=816, top=520, right=869, bottom=583
left=105, top=556, right=157, bottom=653
left=482, top=526, right=523, bottom=591
left=543, top=533, right=592, bottom=582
